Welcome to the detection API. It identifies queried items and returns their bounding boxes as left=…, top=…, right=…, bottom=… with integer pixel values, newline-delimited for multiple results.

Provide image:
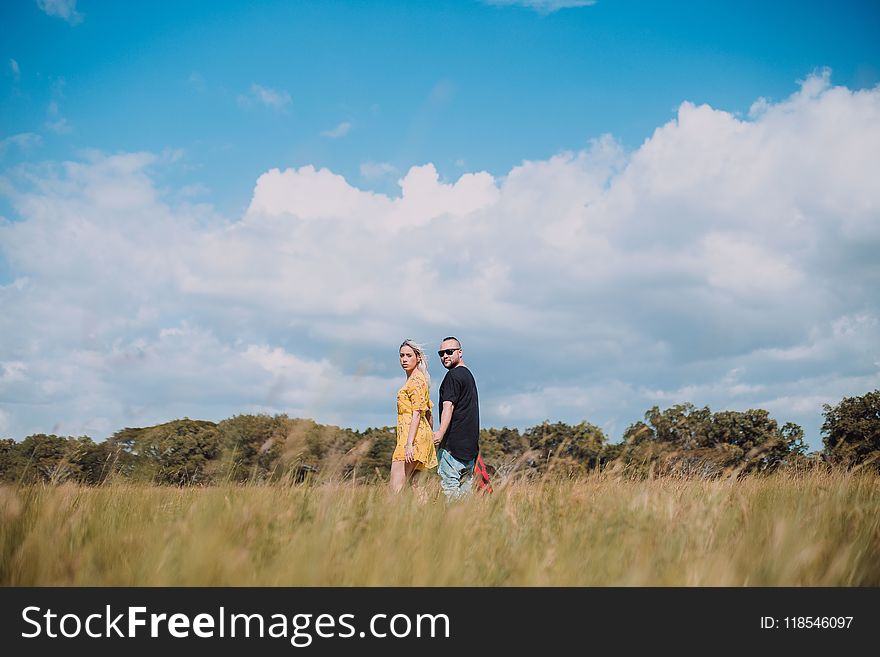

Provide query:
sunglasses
left=437, top=348, right=460, bottom=357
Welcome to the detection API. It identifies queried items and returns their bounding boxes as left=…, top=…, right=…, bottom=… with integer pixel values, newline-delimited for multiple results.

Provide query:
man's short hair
left=442, top=336, right=461, bottom=347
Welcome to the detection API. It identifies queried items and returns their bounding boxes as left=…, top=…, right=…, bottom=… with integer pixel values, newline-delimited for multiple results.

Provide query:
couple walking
left=391, top=336, right=480, bottom=500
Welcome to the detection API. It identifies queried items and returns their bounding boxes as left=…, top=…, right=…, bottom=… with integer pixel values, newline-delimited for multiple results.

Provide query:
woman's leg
left=410, top=466, right=429, bottom=502
left=390, top=460, right=406, bottom=493
left=404, top=461, right=418, bottom=486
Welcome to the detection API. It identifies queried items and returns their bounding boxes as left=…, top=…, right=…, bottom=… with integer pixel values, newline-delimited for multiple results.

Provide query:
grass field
left=1, top=471, right=878, bottom=586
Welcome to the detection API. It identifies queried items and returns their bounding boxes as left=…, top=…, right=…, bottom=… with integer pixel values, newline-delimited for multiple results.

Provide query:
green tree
left=478, top=426, right=525, bottom=470
left=280, top=418, right=362, bottom=481
left=352, top=426, right=396, bottom=482
left=215, top=414, right=287, bottom=482
left=109, top=419, right=220, bottom=485
left=617, top=405, right=806, bottom=477
left=645, top=404, right=713, bottom=448
left=709, top=410, right=807, bottom=473
left=66, top=436, right=117, bottom=485
left=822, top=390, right=880, bottom=471
left=17, top=434, right=70, bottom=483
left=522, top=421, right=607, bottom=476
left=3, top=435, right=119, bottom=485
left=619, top=405, right=716, bottom=477
left=0, top=438, right=24, bottom=482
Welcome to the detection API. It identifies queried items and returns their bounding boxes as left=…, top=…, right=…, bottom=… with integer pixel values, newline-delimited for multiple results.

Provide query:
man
left=433, top=336, right=480, bottom=500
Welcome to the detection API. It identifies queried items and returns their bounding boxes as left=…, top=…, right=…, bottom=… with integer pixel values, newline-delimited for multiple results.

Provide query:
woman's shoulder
left=407, top=370, right=429, bottom=388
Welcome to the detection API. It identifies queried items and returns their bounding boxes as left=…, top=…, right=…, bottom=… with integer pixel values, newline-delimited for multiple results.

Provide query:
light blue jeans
left=436, top=447, right=476, bottom=500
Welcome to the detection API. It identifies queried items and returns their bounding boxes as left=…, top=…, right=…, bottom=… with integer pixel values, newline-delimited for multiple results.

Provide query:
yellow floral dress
left=392, top=370, right=438, bottom=470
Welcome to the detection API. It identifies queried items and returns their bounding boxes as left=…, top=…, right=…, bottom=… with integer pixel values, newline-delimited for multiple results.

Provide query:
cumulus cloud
left=483, top=0, right=596, bottom=14
left=1, top=72, right=878, bottom=449
left=36, top=0, right=83, bottom=25
left=238, top=84, right=291, bottom=111
left=321, top=121, right=352, bottom=138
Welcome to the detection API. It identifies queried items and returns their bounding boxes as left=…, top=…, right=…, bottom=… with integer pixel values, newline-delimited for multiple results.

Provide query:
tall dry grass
left=1, top=470, right=878, bottom=586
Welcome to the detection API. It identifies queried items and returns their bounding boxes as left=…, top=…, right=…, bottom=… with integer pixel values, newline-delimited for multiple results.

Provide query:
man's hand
left=433, top=431, right=442, bottom=446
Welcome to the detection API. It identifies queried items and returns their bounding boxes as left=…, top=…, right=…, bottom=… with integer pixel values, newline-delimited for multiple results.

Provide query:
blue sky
left=5, top=0, right=878, bottom=214
left=1, top=0, right=879, bottom=450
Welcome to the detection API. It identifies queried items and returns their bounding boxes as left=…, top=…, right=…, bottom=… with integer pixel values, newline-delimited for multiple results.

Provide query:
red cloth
left=474, top=454, right=493, bottom=494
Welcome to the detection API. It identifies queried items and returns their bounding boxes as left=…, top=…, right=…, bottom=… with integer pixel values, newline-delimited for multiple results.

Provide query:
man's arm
left=433, top=401, right=454, bottom=445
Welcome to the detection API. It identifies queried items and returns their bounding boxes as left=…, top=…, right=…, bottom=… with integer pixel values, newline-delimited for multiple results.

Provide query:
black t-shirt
left=438, top=365, right=480, bottom=461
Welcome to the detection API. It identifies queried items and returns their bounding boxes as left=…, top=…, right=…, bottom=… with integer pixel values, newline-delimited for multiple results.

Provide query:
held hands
left=432, top=431, right=442, bottom=446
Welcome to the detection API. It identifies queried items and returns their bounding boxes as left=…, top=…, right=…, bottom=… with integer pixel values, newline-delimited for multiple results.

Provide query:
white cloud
left=0, top=408, right=10, bottom=437
left=239, top=84, right=291, bottom=111
left=45, top=119, right=72, bottom=134
left=428, top=80, right=456, bottom=106
left=700, top=234, right=803, bottom=297
left=245, top=164, right=389, bottom=221
left=1, top=72, right=878, bottom=450
left=45, top=100, right=72, bottom=134
left=244, top=162, right=498, bottom=230
left=36, top=0, right=83, bottom=25
left=322, top=121, right=352, bottom=138
left=0, top=133, right=42, bottom=157
left=360, top=161, right=399, bottom=180
left=9, top=59, right=20, bottom=81
left=484, top=0, right=596, bottom=14
left=187, top=71, right=206, bottom=92
left=1, top=361, right=28, bottom=384
left=176, top=183, right=211, bottom=199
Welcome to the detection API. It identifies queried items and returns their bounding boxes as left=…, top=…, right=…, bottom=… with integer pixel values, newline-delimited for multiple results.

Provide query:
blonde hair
left=399, top=339, right=431, bottom=388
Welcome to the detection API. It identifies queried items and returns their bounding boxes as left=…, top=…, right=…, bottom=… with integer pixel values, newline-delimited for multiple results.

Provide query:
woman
left=391, top=339, right=438, bottom=493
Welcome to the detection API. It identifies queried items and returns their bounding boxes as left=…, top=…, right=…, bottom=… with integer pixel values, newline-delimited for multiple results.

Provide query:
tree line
left=1, top=390, right=878, bottom=485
